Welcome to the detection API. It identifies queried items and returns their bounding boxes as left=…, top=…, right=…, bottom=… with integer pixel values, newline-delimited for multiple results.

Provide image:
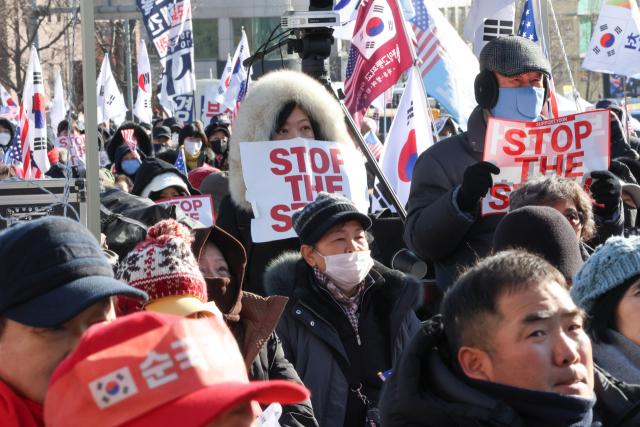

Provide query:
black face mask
left=210, top=138, right=228, bottom=155
left=624, top=201, right=637, bottom=228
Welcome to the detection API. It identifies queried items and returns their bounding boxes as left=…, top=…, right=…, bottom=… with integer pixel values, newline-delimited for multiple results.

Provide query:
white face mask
left=0, top=133, right=11, bottom=146
left=171, top=133, right=179, bottom=149
left=316, top=250, right=374, bottom=294
left=184, top=140, right=202, bottom=156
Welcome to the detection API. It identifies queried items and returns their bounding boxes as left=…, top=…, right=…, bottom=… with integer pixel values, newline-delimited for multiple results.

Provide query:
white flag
left=50, top=69, right=65, bottom=132
left=133, top=41, right=153, bottom=124
left=372, top=67, right=434, bottom=211
left=160, top=0, right=196, bottom=103
left=22, top=46, right=50, bottom=174
left=96, top=55, right=108, bottom=124
left=103, top=70, right=127, bottom=122
left=213, top=54, right=233, bottom=106
left=582, top=0, right=640, bottom=78
left=463, top=0, right=516, bottom=58
left=216, top=30, right=252, bottom=111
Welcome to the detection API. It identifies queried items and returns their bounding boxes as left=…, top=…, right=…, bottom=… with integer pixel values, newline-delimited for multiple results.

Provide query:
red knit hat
left=116, top=220, right=210, bottom=316
left=44, top=312, right=311, bottom=427
left=187, top=165, right=219, bottom=190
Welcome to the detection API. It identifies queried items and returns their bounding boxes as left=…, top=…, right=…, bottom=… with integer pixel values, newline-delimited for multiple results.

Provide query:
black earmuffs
left=474, top=69, right=550, bottom=110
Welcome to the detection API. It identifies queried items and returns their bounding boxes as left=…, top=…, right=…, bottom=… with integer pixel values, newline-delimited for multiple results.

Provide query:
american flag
left=517, top=0, right=559, bottom=118
left=358, top=131, right=383, bottom=160
left=121, top=129, right=139, bottom=158
left=411, top=0, right=447, bottom=79
left=174, top=148, right=188, bottom=175
left=343, top=46, right=366, bottom=113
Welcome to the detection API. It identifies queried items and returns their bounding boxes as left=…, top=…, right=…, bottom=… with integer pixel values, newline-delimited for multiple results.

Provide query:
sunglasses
left=564, top=211, right=585, bottom=228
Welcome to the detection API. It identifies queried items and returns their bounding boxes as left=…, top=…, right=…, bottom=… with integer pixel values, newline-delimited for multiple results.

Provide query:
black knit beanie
left=493, top=206, right=583, bottom=280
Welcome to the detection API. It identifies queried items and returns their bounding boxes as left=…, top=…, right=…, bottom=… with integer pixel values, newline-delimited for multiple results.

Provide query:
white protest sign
left=55, top=135, right=87, bottom=167
left=257, top=403, right=282, bottom=427
left=481, top=109, right=610, bottom=216
left=239, top=138, right=369, bottom=243
left=155, top=195, right=215, bottom=226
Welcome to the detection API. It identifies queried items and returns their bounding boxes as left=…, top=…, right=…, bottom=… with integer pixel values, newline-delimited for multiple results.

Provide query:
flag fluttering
left=372, top=66, right=434, bottom=211
left=344, top=0, right=413, bottom=128
left=463, top=0, right=515, bottom=58
left=121, top=129, right=139, bottom=159
left=133, top=41, right=153, bottom=124
left=50, top=69, right=65, bottom=132
left=0, top=83, right=17, bottom=108
left=174, top=148, right=188, bottom=176
left=217, top=29, right=252, bottom=116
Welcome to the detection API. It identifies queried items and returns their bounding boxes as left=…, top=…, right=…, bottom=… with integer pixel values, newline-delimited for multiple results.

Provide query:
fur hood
left=228, top=70, right=352, bottom=212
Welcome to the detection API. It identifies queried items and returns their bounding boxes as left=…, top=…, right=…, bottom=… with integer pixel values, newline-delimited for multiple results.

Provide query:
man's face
left=199, top=241, right=231, bottom=278
left=205, top=402, right=257, bottom=427
left=0, top=298, right=115, bottom=404
left=472, top=282, right=594, bottom=398
left=494, top=71, right=544, bottom=89
left=154, top=136, right=170, bottom=146
left=301, top=220, right=368, bottom=272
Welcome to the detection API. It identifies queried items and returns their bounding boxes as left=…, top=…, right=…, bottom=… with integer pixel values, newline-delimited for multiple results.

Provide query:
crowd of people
left=2, top=34, right=640, bottom=426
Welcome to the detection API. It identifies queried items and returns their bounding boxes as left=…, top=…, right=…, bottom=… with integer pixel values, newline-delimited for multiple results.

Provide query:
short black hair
left=178, top=123, right=206, bottom=148
left=272, top=101, right=325, bottom=141
left=587, top=274, right=640, bottom=344
left=441, top=250, right=566, bottom=357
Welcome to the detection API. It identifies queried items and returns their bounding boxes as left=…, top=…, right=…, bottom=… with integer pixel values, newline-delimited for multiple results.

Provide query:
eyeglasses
left=564, top=211, right=585, bottom=228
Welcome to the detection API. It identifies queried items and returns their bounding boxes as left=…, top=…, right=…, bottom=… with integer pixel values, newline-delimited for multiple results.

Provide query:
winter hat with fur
left=228, top=69, right=353, bottom=212
left=571, top=235, right=640, bottom=311
left=116, top=219, right=219, bottom=317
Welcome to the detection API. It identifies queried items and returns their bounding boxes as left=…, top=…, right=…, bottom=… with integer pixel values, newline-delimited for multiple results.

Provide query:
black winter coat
left=380, top=316, right=640, bottom=427
left=216, top=194, right=300, bottom=296
left=264, top=252, right=422, bottom=427
left=403, top=106, right=503, bottom=292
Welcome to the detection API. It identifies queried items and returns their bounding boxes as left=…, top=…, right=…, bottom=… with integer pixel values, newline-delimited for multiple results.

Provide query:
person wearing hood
left=106, top=122, right=155, bottom=165
left=403, top=35, right=553, bottom=294
left=191, top=225, right=318, bottom=427
left=131, top=157, right=199, bottom=201
left=217, top=69, right=356, bottom=296
left=571, top=236, right=640, bottom=386
left=264, top=192, right=422, bottom=427
left=205, top=120, right=230, bottom=170
left=113, top=145, right=146, bottom=183
left=0, top=117, right=15, bottom=159
left=178, top=123, right=215, bottom=172
left=380, top=250, right=640, bottom=427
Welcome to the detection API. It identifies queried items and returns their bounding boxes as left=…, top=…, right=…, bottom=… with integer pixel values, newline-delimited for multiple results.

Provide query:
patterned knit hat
left=116, top=219, right=219, bottom=317
left=571, top=236, right=640, bottom=311
left=291, top=192, right=372, bottom=245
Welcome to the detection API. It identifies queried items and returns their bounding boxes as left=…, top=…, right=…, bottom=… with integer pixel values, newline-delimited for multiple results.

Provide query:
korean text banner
left=481, top=110, right=611, bottom=216
left=239, top=138, right=369, bottom=243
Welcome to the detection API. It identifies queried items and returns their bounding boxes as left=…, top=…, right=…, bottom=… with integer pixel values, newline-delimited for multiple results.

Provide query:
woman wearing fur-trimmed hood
left=216, top=69, right=354, bottom=296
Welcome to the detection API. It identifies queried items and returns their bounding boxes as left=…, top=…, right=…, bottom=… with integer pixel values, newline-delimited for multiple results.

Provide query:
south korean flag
left=584, top=19, right=627, bottom=64
left=351, top=0, right=397, bottom=60
left=89, top=367, right=139, bottom=409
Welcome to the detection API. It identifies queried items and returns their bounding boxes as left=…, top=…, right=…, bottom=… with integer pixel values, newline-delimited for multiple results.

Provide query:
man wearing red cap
left=44, top=311, right=310, bottom=427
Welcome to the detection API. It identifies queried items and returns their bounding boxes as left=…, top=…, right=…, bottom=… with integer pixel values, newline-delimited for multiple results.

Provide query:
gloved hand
left=591, top=170, right=622, bottom=217
left=456, top=161, right=500, bottom=213
left=609, top=159, right=637, bottom=184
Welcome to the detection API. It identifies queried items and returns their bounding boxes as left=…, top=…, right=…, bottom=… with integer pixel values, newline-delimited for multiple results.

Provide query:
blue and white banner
left=173, top=94, right=194, bottom=123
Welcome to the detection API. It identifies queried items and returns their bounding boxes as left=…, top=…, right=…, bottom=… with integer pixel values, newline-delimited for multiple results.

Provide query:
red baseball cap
left=44, top=312, right=310, bottom=427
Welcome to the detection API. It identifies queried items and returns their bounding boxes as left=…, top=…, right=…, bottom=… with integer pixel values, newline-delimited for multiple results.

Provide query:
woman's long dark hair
left=272, top=101, right=326, bottom=141
left=587, top=273, right=640, bottom=344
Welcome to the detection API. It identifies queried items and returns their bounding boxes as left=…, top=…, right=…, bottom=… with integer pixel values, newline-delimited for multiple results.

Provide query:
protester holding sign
left=191, top=225, right=318, bottom=427
left=404, top=35, right=552, bottom=293
left=263, top=192, right=421, bottom=427
left=217, top=69, right=361, bottom=296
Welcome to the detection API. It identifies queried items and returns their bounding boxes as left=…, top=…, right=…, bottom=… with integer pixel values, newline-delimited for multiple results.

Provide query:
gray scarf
left=592, top=329, right=640, bottom=385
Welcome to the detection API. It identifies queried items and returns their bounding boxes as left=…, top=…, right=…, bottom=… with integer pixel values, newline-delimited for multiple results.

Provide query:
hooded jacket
left=113, top=145, right=147, bottom=181
left=379, top=316, right=640, bottom=427
left=130, top=157, right=199, bottom=199
left=217, top=69, right=355, bottom=296
left=191, top=227, right=317, bottom=427
left=0, top=117, right=16, bottom=160
left=107, top=122, right=154, bottom=164
left=403, top=106, right=504, bottom=293
left=263, top=252, right=422, bottom=427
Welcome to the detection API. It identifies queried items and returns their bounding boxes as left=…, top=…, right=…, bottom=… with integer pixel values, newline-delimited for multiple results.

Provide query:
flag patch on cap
left=89, top=367, right=139, bottom=409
